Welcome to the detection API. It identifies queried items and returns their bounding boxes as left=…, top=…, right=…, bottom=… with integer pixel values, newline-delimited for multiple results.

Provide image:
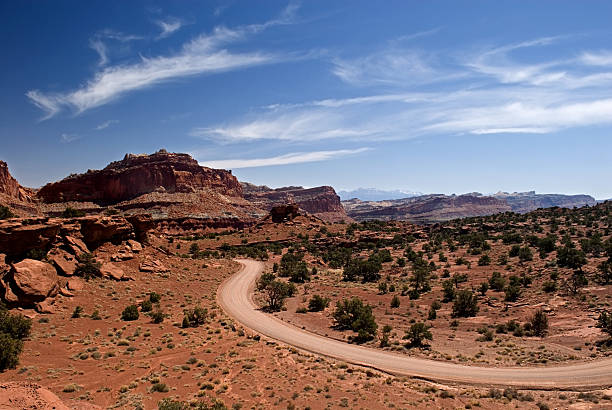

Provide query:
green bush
left=404, top=322, right=432, bottom=347
left=149, top=292, right=162, bottom=303
left=390, top=295, right=400, bottom=308
left=61, top=207, right=85, bottom=218
left=121, top=305, right=139, bottom=321
left=0, top=205, right=15, bottom=220
left=75, top=253, right=101, bottom=280
left=151, top=310, right=165, bottom=324
left=333, top=297, right=377, bottom=342
left=529, top=309, right=548, bottom=337
left=0, top=305, right=31, bottom=371
left=452, top=289, right=479, bottom=318
left=71, top=306, right=83, bottom=318
left=308, top=295, right=330, bottom=312
left=140, top=300, right=153, bottom=312
left=182, top=306, right=207, bottom=328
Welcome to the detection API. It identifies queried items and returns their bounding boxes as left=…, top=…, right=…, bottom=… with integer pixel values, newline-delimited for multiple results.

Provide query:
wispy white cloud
left=198, top=148, right=370, bottom=169
left=89, top=38, right=109, bottom=66
left=94, top=119, right=118, bottom=130
left=580, top=51, right=612, bottom=66
left=27, top=4, right=298, bottom=119
left=60, top=133, right=81, bottom=143
left=154, top=17, right=184, bottom=39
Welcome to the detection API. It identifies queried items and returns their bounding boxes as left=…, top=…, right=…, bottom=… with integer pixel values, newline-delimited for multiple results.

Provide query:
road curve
left=217, top=259, right=612, bottom=389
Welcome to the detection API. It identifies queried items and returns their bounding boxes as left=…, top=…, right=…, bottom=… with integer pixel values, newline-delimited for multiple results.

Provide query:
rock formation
left=343, top=194, right=512, bottom=224
left=1, top=259, right=60, bottom=308
left=270, top=204, right=300, bottom=223
left=37, top=150, right=243, bottom=204
left=343, top=191, right=599, bottom=224
left=492, top=191, right=597, bottom=213
left=242, top=183, right=348, bottom=222
left=0, top=161, right=37, bottom=217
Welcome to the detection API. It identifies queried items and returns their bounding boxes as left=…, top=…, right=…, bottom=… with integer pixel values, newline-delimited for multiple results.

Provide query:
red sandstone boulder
left=100, top=262, right=125, bottom=280
left=126, top=214, right=154, bottom=243
left=80, top=215, right=133, bottom=248
left=3, top=259, right=59, bottom=306
left=139, top=258, right=169, bottom=273
left=127, top=239, right=142, bottom=253
left=0, top=219, right=60, bottom=260
left=48, top=249, right=77, bottom=276
left=64, top=235, right=90, bottom=255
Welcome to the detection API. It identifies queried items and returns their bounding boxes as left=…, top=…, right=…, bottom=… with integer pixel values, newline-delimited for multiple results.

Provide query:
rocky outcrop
left=242, top=184, right=348, bottom=222
left=0, top=219, right=62, bottom=261
left=126, top=214, right=154, bottom=243
left=0, top=161, right=33, bottom=203
left=1, top=259, right=60, bottom=308
left=80, top=215, right=133, bottom=248
left=37, top=150, right=243, bottom=205
left=269, top=204, right=299, bottom=223
left=492, top=191, right=597, bottom=213
left=343, top=194, right=512, bottom=224
left=0, top=214, right=146, bottom=262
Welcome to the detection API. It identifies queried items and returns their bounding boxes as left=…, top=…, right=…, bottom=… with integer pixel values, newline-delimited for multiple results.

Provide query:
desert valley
left=3, top=2, right=612, bottom=409
left=0, top=151, right=611, bottom=409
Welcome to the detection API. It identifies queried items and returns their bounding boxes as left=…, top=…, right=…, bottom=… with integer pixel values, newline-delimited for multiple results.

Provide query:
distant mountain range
left=342, top=191, right=598, bottom=224
left=337, top=188, right=422, bottom=201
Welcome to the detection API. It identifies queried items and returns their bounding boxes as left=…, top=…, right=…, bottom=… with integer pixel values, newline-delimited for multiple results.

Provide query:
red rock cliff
left=0, top=161, right=33, bottom=203
left=242, top=184, right=348, bottom=222
left=37, top=150, right=243, bottom=204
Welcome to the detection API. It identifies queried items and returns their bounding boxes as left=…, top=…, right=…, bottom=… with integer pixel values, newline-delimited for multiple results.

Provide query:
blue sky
left=1, top=1, right=611, bottom=198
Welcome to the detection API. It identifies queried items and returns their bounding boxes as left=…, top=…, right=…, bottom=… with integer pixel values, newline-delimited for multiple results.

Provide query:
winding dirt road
left=217, top=259, right=612, bottom=389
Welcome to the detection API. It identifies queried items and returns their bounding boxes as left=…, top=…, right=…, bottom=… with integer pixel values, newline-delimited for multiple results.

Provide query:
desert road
left=217, top=259, right=612, bottom=389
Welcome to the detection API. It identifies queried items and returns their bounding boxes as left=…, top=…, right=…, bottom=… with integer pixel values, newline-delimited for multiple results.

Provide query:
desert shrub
left=557, top=246, right=587, bottom=270
left=91, top=310, right=101, bottom=320
left=259, top=278, right=296, bottom=311
left=342, top=258, right=381, bottom=283
left=158, top=398, right=227, bottom=410
left=308, top=295, right=330, bottom=312
left=149, top=292, right=162, bottom=303
left=151, top=310, right=165, bottom=324
left=488, top=271, right=506, bottom=291
left=140, top=299, right=153, bottom=312
left=597, top=311, right=612, bottom=338
left=529, top=309, right=549, bottom=337
left=478, top=281, right=489, bottom=295
left=378, top=281, right=388, bottom=294
left=518, top=246, right=533, bottom=262
left=75, top=253, right=101, bottom=280
left=182, top=306, right=207, bottom=328
left=380, top=325, right=392, bottom=347
left=151, top=382, right=169, bottom=393
left=0, top=206, right=15, bottom=220
left=333, top=297, right=377, bottom=342
left=504, top=284, right=521, bottom=302
left=509, top=245, right=520, bottom=257
left=25, top=248, right=47, bottom=261
left=121, top=305, right=139, bottom=321
left=478, top=254, right=491, bottom=266
left=0, top=305, right=31, bottom=371
left=404, top=322, right=432, bottom=347
left=61, top=207, right=85, bottom=218
left=442, top=279, right=455, bottom=302
left=279, top=253, right=309, bottom=283
left=71, top=306, right=83, bottom=318
left=542, top=280, right=557, bottom=293
left=452, top=289, right=479, bottom=318
left=390, top=295, right=400, bottom=308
